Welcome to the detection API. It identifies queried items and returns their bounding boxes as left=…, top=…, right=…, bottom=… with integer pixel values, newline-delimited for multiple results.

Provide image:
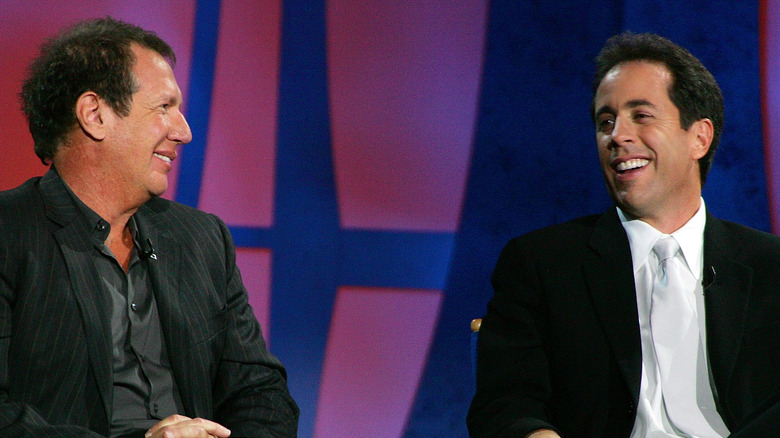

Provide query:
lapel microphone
left=141, top=238, right=157, bottom=260
left=702, top=266, right=716, bottom=292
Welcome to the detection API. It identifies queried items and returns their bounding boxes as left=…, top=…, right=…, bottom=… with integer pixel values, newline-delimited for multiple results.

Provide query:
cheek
left=148, top=119, right=167, bottom=136
left=596, top=142, right=610, bottom=162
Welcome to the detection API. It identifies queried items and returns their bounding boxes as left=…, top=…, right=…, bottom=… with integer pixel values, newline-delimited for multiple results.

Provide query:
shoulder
left=140, top=196, right=224, bottom=230
left=504, top=213, right=606, bottom=253
left=707, top=216, right=780, bottom=259
left=139, top=197, right=237, bottom=269
left=0, top=177, right=45, bottom=230
left=493, top=212, right=614, bottom=275
left=0, top=176, right=42, bottom=210
left=711, top=217, right=780, bottom=242
left=138, top=196, right=234, bottom=251
left=0, top=177, right=47, bottom=269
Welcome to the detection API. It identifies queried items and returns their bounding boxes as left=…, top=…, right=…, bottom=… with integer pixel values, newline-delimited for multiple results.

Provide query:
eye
left=596, top=116, right=614, bottom=134
left=633, top=111, right=652, bottom=122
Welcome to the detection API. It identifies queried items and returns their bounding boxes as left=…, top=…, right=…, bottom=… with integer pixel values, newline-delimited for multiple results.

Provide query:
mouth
left=154, top=152, right=174, bottom=164
left=615, top=158, right=649, bottom=174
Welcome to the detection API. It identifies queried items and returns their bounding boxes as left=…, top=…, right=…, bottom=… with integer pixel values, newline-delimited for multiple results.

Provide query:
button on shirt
left=67, top=192, right=184, bottom=437
left=619, top=200, right=729, bottom=437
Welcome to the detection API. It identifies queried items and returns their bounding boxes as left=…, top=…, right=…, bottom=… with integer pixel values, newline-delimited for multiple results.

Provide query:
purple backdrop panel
left=762, top=0, right=780, bottom=233
left=327, top=0, right=488, bottom=232
left=197, top=0, right=281, bottom=227
left=0, top=1, right=195, bottom=195
left=235, top=247, right=273, bottom=343
left=314, top=286, right=443, bottom=438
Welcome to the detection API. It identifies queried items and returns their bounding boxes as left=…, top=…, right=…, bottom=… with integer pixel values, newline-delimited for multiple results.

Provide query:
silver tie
left=650, top=236, right=700, bottom=433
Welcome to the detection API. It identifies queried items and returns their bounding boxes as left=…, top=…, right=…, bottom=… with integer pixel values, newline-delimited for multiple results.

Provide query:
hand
left=526, top=430, right=561, bottom=438
left=145, top=415, right=231, bottom=438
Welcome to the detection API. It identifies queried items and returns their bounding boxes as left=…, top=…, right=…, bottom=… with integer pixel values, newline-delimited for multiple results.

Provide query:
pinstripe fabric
left=0, top=168, right=299, bottom=437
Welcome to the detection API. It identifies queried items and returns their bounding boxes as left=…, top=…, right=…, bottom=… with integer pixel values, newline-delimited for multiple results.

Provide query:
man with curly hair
left=0, top=17, right=298, bottom=438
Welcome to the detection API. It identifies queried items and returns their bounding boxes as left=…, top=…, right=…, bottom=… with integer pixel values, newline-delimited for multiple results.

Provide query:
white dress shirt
left=618, top=199, right=729, bottom=437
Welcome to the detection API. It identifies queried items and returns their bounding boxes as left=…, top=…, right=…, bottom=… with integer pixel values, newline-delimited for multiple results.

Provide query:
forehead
left=595, top=61, right=673, bottom=105
left=129, top=44, right=180, bottom=96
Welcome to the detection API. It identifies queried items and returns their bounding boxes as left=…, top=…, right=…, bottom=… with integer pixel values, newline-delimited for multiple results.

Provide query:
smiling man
left=468, top=32, right=780, bottom=437
left=0, top=17, right=298, bottom=438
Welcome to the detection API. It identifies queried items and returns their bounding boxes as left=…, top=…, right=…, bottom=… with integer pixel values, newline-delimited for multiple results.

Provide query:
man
left=467, top=32, right=780, bottom=437
left=0, top=17, right=299, bottom=437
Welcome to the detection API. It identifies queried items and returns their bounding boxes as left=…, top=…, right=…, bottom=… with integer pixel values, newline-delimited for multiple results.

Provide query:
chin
left=611, top=194, right=641, bottom=217
left=146, top=175, right=169, bottom=197
left=150, top=188, right=167, bottom=198
left=145, top=184, right=168, bottom=199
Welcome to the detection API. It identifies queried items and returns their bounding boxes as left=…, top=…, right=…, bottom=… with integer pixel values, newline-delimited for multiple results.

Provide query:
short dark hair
left=591, top=32, right=724, bottom=185
left=20, top=17, right=176, bottom=164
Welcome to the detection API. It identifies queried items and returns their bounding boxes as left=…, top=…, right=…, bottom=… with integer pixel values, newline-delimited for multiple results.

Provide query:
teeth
left=154, top=153, right=172, bottom=163
left=616, top=158, right=649, bottom=172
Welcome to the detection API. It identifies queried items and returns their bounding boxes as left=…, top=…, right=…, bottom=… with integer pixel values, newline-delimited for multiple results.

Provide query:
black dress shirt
left=66, top=189, right=183, bottom=437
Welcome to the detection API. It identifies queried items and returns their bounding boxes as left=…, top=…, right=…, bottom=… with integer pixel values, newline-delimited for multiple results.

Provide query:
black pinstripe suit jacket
left=0, top=168, right=299, bottom=437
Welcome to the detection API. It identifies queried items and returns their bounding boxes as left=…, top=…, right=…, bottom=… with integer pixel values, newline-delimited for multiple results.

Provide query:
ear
left=74, top=91, right=108, bottom=141
left=690, top=118, right=714, bottom=160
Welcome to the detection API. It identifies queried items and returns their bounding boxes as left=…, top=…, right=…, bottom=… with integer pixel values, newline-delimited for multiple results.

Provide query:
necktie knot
left=653, top=236, right=679, bottom=264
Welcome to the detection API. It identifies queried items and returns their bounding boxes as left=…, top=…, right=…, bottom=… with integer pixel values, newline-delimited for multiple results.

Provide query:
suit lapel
left=583, top=209, right=643, bottom=402
left=40, top=169, right=114, bottom=423
left=134, top=204, right=204, bottom=415
left=702, top=214, right=752, bottom=415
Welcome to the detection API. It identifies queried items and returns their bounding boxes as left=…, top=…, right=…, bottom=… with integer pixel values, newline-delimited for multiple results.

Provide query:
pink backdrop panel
left=0, top=1, right=195, bottom=195
left=327, top=0, right=488, bottom=232
left=762, top=0, right=780, bottom=233
left=235, top=247, right=273, bottom=342
left=197, top=0, right=281, bottom=227
left=314, top=286, right=443, bottom=438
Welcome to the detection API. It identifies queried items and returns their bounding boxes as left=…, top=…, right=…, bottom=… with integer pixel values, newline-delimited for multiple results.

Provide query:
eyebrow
left=156, top=94, right=181, bottom=108
left=624, top=99, right=656, bottom=109
left=595, top=99, right=656, bottom=119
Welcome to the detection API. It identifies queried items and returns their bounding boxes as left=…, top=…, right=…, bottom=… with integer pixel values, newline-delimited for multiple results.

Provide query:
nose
left=169, top=110, right=193, bottom=144
left=608, top=116, right=635, bottom=148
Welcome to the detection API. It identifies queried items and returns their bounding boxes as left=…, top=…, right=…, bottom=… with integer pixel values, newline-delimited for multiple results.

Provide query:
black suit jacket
left=467, top=208, right=780, bottom=437
left=0, top=169, right=299, bottom=437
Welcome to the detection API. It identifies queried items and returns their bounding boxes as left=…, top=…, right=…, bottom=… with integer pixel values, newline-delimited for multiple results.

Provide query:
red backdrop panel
left=236, top=247, right=273, bottom=342
left=314, top=286, right=443, bottom=438
left=197, top=0, right=281, bottom=227
left=327, top=0, right=488, bottom=232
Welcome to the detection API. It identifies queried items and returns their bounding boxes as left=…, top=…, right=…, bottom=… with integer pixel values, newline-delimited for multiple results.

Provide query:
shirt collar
left=617, top=198, right=706, bottom=278
left=58, top=171, right=142, bottom=249
left=59, top=175, right=111, bottom=244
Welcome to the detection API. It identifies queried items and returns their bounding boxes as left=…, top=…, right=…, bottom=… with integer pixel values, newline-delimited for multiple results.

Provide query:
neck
left=54, top=156, right=143, bottom=232
left=621, top=196, right=702, bottom=235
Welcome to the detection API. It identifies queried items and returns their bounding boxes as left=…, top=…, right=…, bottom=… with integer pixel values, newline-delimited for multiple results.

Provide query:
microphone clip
left=702, top=266, right=716, bottom=291
left=142, top=238, right=157, bottom=260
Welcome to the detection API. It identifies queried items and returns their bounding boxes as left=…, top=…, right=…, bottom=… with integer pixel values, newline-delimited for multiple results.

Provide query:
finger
left=162, top=426, right=227, bottom=438
left=147, top=415, right=193, bottom=437
left=151, top=418, right=231, bottom=438
left=154, top=426, right=227, bottom=438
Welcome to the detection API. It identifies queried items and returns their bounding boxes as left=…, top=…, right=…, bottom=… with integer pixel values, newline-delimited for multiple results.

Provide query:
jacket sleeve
left=0, top=273, right=105, bottom=437
left=210, top=216, right=300, bottom=437
left=466, top=237, right=560, bottom=437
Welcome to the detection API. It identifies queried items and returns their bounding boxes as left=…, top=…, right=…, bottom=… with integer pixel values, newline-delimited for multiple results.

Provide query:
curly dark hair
left=20, top=16, right=176, bottom=164
left=591, top=32, right=724, bottom=185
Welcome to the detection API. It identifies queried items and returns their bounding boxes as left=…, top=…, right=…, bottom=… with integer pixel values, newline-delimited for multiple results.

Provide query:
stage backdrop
left=0, top=1, right=776, bottom=436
